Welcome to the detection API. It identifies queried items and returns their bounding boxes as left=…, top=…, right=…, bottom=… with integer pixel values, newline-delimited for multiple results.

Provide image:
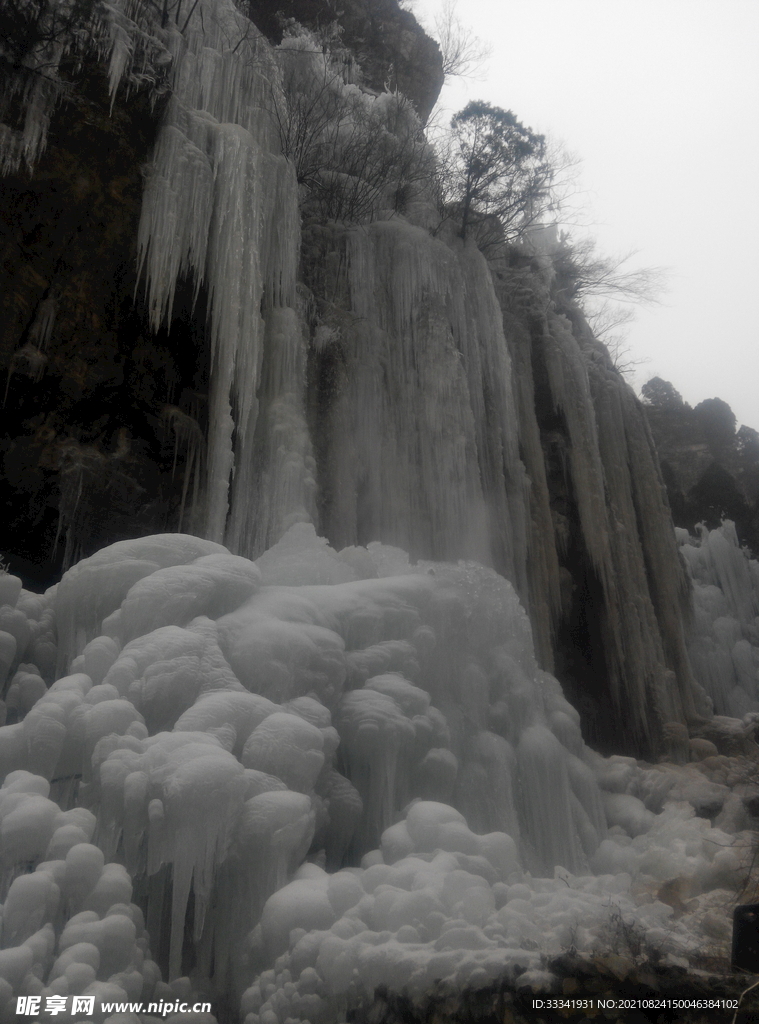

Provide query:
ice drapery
left=137, top=13, right=530, bottom=578
left=499, top=277, right=709, bottom=751
left=307, top=221, right=529, bottom=594
left=136, top=0, right=304, bottom=549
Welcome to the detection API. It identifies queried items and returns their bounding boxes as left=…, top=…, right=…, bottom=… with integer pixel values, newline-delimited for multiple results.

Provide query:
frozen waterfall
left=1, top=0, right=758, bottom=1020
left=135, top=0, right=303, bottom=548
left=678, top=521, right=759, bottom=719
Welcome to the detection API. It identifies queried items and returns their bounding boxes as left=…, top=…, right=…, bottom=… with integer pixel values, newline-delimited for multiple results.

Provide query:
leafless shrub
left=272, top=26, right=432, bottom=222
left=432, top=0, right=491, bottom=81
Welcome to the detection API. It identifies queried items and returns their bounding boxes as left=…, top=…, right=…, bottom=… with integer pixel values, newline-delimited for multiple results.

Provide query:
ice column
left=311, top=221, right=528, bottom=589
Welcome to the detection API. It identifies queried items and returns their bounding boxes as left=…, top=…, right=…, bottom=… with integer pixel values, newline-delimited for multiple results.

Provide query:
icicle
left=226, top=308, right=317, bottom=557
left=28, top=293, right=58, bottom=348
left=160, top=405, right=205, bottom=530
left=136, top=0, right=301, bottom=545
left=0, top=0, right=170, bottom=176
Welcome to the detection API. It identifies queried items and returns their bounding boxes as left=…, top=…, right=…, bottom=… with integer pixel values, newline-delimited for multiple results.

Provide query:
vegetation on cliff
left=643, top=378, right=759, bottom=556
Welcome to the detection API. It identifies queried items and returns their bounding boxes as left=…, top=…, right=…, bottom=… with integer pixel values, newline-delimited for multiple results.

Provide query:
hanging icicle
left=136, top=0, right=302, bottom=546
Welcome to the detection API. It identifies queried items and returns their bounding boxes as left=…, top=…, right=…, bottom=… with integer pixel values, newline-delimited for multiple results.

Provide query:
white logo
left=44, top=997, right=68, bottom=1016
left=16, top=997, right=41, bottom=1016
left=72, top=997, right=96, bottom=1015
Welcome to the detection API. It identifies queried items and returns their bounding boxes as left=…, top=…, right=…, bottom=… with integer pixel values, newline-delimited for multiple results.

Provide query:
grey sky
left=414, top=0, right=759, bottom=431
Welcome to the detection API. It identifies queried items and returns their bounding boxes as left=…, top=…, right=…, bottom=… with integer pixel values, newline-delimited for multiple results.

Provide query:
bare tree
left=553, top=234, right=666, bottom=305
left=272, top=27, right=432, bottom=222
left=0, top=0, right=96, bottom=73
left=0, top=0, right=170, bottom=172
left=432, top=0, right=491, bottom=80
left=556, top=238, right=665, bottom=379
left=585, top=300, right=636, bottom=347
left=601, top=333, right=651, bottom=380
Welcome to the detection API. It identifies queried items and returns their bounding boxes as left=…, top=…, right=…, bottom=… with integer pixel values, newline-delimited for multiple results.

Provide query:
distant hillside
left=642, top=376, right=759, bottom=555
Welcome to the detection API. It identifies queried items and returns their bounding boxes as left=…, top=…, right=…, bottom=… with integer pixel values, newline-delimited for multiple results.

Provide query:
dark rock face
left=0, top=71, right=209, bottom=586
left=247, top=0, right=444, bottom=120
left=642, top=377, right=759, bottom=555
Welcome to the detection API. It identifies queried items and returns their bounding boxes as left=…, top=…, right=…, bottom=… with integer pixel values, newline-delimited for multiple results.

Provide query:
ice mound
left=54, top=535, right=230, bottom=673
left=0, top=526, right=755, bottom=1023
left=239, top=795, right=748, bottom=1024
left=678, top=521, right=759, bottom=717
left=254, top=524, right=358, bottom=587
left=0, top=771, right=167, bottom=1016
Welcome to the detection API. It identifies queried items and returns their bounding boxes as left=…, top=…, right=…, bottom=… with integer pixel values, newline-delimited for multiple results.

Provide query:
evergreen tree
left=449, top=100, right=553, bottom=241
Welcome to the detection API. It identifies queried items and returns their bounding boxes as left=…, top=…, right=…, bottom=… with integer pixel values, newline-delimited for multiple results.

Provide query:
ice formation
left=678, top=521, right=759, bottom=718
left=134, top=2, right=529, bottom=583
left=311, top=222, right=529, bottom=596
left=0, top=0, right=169, bottom=175
left=0, top=527, right=756, bottom=1021
left=3, top=0, right=703, bottom=758
left=2, top=1, right=758, bottom=1021
left=497, top=279, right=709, bottom=750
left=135, top=1, right=306, bottom=551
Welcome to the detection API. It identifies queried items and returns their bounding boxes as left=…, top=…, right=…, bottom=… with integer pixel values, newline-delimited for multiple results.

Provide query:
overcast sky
left=414, top=0, right=759, bottom=432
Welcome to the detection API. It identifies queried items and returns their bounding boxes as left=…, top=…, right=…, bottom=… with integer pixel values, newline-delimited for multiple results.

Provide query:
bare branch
left=433, top=0, right=491, bottom=81
left=271, top=26, right=432, bottom=222
left=553, top=236, right=668, bottom=305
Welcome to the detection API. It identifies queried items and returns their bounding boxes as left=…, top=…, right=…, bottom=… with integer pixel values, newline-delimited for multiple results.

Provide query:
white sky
left=413, top=0, right=759, bottom=431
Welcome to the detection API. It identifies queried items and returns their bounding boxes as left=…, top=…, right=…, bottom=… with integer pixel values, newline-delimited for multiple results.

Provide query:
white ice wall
left=310, top=220, right=529, bottom=592
left=680, top=521, right=759, bottom=717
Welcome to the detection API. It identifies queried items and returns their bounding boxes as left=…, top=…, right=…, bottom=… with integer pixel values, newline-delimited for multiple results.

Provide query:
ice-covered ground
left=0, top=524, right=756, bottom=1022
